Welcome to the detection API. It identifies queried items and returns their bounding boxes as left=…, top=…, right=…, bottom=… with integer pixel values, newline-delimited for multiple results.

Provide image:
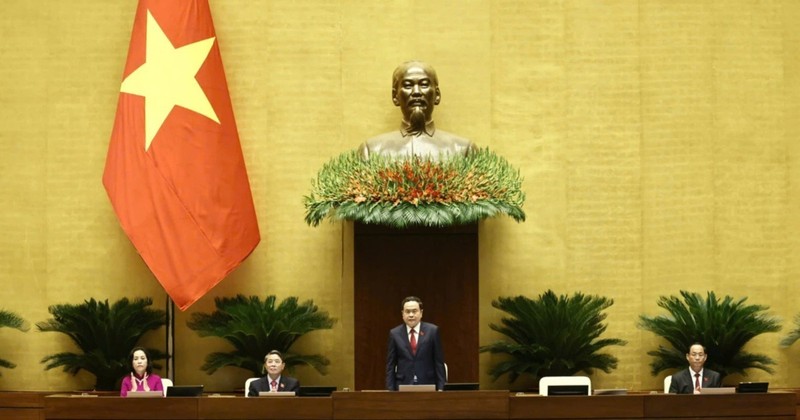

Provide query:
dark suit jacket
left=669, top=368, right=722, bottom=394
left=386, top=321, right=446, bottom=391
left=248, top=375, right=300, bottom=397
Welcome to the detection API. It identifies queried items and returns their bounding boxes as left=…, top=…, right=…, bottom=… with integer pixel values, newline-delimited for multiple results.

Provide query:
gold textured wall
left=0, top=0, right=797, bottom=392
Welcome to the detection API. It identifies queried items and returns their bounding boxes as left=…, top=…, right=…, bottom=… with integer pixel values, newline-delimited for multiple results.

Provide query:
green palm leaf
left=479, top=291, right=626, bottom=384
left=186, top=295, right=337, bottom=377
left=779, top=314, right=800, bottom=347
left=36, top=297, right=166, bottom=390
left=0, top=310, right=29, bottom=331
left=638, top=290, right=781, bottom=378
left=0, top=359, right=16, bottom=370
left=0, top=309, right=28, bottom=375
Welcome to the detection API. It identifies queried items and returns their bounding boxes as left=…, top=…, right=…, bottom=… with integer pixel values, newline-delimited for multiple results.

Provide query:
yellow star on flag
left=120, top=10, right=219, bottom=150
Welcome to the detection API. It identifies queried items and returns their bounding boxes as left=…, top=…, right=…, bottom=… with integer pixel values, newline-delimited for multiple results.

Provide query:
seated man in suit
left=248, top=350, right=300, bottom=396
left=669, top=343, right=722, bottom=394
left=386, top=296, right=446, bottom=391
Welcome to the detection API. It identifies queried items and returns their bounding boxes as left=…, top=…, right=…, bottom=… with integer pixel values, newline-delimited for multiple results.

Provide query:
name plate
left=258, top=391, right=296, bottom=397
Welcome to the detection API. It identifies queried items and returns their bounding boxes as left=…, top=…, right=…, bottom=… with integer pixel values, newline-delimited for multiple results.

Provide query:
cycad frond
left=480, top=291, right=625, bottom=383
left=36, top=297, right=166, bottom=390
left=638, top=290, right=781, bottom=378
left=779, top=314, right=800, bottom=347
left=0, top=309, right=28, bottom=376
left=0, top=310, right=29, bottom=332
left=187, top=295, right=337, bottom=377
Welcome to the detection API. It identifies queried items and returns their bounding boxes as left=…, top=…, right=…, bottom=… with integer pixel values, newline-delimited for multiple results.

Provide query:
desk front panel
left=510, top=394, right=644, bottom=419
left=643, top=392, right=796, bottom=419
left=44, top=396, right=198, bottom=420
left=333, top=391, right=508, bottom=420
left=0, top=392, right=45, bottom=420
left=199, top=396, right=332, bottom=420
left=34, top=390, right=800, bottom=420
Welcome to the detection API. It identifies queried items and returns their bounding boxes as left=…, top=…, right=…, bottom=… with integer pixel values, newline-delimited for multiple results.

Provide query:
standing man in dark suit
left=386, top=296, right=446, bottom=390
left=248, top=350, right=300, bottom=396
left=669, top=343, right=722, bottom=394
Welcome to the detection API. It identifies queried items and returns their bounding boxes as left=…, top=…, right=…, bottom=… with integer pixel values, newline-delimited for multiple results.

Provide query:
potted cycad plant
left=638, top=290, right=781, bottom=379
left=0, top=309, right=29, bottom=375
left=37, top=297, right=167, bottom=390
left=480, top=290, right=626, bottom=386
left=186, top=295, right=337, bottom=377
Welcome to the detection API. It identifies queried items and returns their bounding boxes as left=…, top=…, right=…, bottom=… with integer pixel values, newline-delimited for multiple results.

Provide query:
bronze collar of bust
left=401, top=120, right=436, bottom=137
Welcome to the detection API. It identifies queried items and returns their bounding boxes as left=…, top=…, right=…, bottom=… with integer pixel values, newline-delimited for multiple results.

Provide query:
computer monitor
left=165, top=385, right=204, bottom=397
left=443, top=383, right=479, bottom=391
left=737, top=382, right=769, bottom=393
left=546, top=385, right=590, bottom=396
left=298, top=386, right=336, bottom=397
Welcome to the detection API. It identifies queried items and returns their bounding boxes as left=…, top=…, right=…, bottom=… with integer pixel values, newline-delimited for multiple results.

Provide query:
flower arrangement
left=304, top=148, right=525, bottom=228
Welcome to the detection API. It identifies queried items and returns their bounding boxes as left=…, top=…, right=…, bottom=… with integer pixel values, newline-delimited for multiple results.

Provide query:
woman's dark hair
left=128, top=346, right=153, bottom=375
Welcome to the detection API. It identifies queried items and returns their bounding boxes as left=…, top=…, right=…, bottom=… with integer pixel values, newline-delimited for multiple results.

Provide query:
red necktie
left=271, top=380, right=278, bottom=392
left=410, top=329, right=417, bottom=355
left=694, top=373, right=700, bottom=391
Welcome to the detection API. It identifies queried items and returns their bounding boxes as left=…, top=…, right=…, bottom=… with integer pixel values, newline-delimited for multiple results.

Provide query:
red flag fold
left=103, top=0, right=260, bottom=310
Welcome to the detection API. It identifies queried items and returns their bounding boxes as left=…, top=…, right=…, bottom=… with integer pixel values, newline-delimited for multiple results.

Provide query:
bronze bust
left=359, top=61, right=475, bottom=160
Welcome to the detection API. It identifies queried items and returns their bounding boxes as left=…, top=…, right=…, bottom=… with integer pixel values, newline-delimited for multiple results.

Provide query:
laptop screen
left=547, top=385, right=589, bottom=396
left=165, top=385, right=204, bottom=397
left=298, top=386, right=336, bottom=397
left=737, top=382, right=769, bottom=393
left=443, top=383, right=479, bottom=391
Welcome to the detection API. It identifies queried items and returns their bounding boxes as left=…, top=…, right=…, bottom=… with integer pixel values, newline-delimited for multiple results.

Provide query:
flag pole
left=165, top=294, right=175, bottom=382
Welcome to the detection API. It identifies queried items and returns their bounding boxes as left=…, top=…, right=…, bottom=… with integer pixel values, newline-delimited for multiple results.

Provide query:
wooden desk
left=332, top=391, right=508, bottom=420
left=643, top=392, right=796, bottom=419
left=0, top=392, right=45, bottom=420
left=32, top=390, right=798, bottom=420
left=510, top=394, right=644, bottom=419
left=44, top=395, right=198, bottom=420
left=43, top=395, right=334, bottom=420
left=199, top=396, right=332, bottom=420
left=794, top=389, right=800, bottom=420
left=510, top=392, right=797, bottom=420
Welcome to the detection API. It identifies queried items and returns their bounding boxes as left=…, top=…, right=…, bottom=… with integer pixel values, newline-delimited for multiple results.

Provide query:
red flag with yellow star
left=103, top=0, right=259, bottom=310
